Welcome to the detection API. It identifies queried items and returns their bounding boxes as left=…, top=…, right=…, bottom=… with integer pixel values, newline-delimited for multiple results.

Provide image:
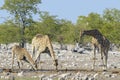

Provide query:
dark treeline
left=0, top=8, right=120, bottom=44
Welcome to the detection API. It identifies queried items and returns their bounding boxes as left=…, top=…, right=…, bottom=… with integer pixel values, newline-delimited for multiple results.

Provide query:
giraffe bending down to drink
left=12, top=45, right=37, bottom=71
left=32, top=34, right=58, bottom=70
left=80, top=29, right=110, bottom=70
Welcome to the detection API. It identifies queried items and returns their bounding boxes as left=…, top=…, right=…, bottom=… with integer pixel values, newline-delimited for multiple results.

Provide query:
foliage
left=77, top=8, right=120, bottom=44
left=0, top=8, right=120, bottom=44
left=1, top=0, right=41, bottom=47
left=1, top=0, right=41, bottom=24
left=0, top=22, right=21, bottom=43
left=102, top=8, right=120, bottom=43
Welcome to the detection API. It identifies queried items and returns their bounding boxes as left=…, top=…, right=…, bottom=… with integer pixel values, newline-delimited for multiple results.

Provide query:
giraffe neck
left=83, top=29, right=103, bottom=37
left=82, top=29, right=105, bottom=44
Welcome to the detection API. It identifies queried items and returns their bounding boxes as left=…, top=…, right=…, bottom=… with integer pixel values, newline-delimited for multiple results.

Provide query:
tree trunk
left=19, top=22, right=25, bottom=48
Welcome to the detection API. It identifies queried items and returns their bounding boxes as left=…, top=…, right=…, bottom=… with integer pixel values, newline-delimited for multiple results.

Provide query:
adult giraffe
left=31, top=34, right=58, bottom=70
left=80, top=29, right=110, bottom=70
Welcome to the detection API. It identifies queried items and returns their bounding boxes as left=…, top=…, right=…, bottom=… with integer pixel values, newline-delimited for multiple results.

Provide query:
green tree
left=59, top=20, right=75, bottom=44
left=34, top=12, right=61, bottom=40
left=103, top=8, right=120, bottom=43
left=0, top=21, right=21, bottom=43
left=39, top=12, right=60, bottom=38
left=76, top=13, right=103, bottom=30
left=87, top=13, right=103, bottom=29
left=1, top=0, right=41, bottom=47
left=76, top=16, right=88, bottom=30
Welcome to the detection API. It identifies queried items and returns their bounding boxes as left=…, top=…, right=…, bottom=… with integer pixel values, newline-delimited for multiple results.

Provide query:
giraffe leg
left=34, top=47, right=45, bottom=69
left=47, top=41, right=58, bottom=70
left=104, top=49, right=108, bottom=71
left=92, top=45, right=97, bottom=70
left=101, top=49, right=107, bottom=71
left=93, top=45, right=98, bottom=60
left=17, top=61, right=20, bottom=69
left=101, top=48, right=105, bottom=67
left=53, top=59, right=58, bottom=71
left=34, top=51, right=41, bottom=69
left=92, top=58, right=95, bottom=70
left=32, top=45, right=35, bottom=58
left=104, top=55, right=108, bottom=70
left=101, top=55, right=104, bottom=66
left=17, top=60, right=23, bottom=71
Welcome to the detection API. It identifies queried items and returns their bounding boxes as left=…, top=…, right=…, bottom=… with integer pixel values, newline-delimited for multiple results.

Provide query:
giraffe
left=12, top=45, right=37, bottom=71
left=80, top=29, right=110, bottom=70
left=31, top=34, right=58, bottom=70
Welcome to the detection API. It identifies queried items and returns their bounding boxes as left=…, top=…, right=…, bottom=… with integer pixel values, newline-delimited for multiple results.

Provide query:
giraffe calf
left=11, top=45, right=37, bottom=71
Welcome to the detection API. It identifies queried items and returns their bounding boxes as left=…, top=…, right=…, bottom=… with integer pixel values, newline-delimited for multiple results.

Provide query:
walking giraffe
left=80, top=29, right=110, bottom=70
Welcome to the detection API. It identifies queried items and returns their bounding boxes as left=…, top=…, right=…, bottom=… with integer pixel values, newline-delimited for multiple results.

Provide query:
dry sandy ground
left=0, top=44, right=120, bottom=80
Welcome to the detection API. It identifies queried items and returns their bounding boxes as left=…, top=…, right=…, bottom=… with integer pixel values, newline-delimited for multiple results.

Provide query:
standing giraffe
left=80, top=29, right=110, bottom=70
